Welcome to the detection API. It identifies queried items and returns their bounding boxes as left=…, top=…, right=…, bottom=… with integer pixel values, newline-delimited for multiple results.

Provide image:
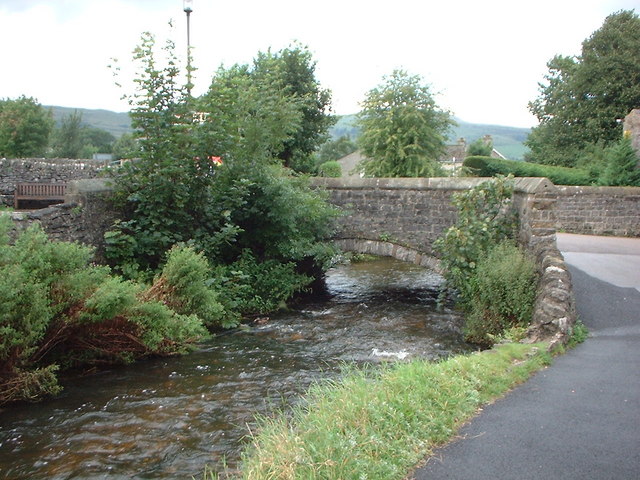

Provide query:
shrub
left=211, top=250, right=312, bottom=315
left=434, top=175, right=517, bottom=304
left=0, top=222, right=208, bottom=405
left=143, top=244, right=231, bottom=329
left=464, top=242, right=538, bottom=346
left=464, top=156, right=593, bottom=185
left=599, top=137, right=640, bottom=186
left=318, top=160, right=342, bottom=177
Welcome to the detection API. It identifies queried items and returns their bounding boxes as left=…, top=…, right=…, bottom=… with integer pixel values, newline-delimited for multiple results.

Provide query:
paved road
left=412, top=234, right=640, bottom=480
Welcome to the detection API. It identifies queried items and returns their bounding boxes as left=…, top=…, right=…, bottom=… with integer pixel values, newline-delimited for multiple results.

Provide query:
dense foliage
left=599, top=136, right=640, bottom=186
left=434, top=177, right=538, bottom=346
left=464, top=242, right=538, bottom=346
left=315, top=135, right=358, bottom=164
left=463, top=156, right=593, bottom=185
left=317, top=160, right=342, bottom=177
left=526, top=10, right=640, bottom=167
left=105, top=33, right=339, bottom=319
left=356, top=70, right=454, bottom=177
left=251, top=44, right=335, bottom=173
left=0, top=216, right=209, bottom=405
left=466, top=137, right=493, bottom=157
left=51, top=110, right=116, bottom=159
left=0, top=96, right=53, bottom=158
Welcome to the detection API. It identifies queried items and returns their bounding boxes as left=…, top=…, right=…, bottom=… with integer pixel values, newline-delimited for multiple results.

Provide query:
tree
left=316, top=135, right=358, bottom=164
left=599, top=136, right=640, bottom=186
left=356, top=69, right=454, bottom=177
left=195, top=63, right=302, bottom=163
left=112, top=133, right=141, bottom=160
left=0, top=96, right=53, bottom=158
left=527, top=10, right=640, bottom=166
left=106, top=32, right=339, bottom=317
left=52, top=110, right=84, bottom=158
left=467, top=137, right=493, bottom=157
left=252, top=44, right=335, bottom=172
left=82, top=127, right=116, bottom=153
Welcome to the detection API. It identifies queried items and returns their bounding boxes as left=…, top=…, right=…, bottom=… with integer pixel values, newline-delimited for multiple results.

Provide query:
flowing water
left=0, top=257, right=472, bottom=479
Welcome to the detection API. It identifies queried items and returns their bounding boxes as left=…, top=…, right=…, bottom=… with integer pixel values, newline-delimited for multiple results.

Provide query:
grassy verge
left=206, top=342, right=551, bottom=479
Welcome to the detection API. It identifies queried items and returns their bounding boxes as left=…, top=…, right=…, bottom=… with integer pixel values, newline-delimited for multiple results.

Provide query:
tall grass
left=206, top=343, right=551, bottom=479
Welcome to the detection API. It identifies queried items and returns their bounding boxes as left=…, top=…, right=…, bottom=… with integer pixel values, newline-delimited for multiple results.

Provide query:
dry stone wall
left=0, top=158, right=104, bottom=206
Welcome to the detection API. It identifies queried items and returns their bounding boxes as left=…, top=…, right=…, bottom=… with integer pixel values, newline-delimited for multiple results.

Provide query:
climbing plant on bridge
left=434, top=176, right=538, bottom=346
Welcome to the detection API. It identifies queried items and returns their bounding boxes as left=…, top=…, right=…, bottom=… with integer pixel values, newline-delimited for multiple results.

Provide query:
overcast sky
left=1, top=0, right=637, bottom=128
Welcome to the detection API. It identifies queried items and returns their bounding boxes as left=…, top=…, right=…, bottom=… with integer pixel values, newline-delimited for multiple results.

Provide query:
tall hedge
left=463, top=156, right=593, bottom=185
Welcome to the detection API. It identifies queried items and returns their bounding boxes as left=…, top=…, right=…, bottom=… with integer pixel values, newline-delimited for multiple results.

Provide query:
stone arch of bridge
left=332, top=238, right=442, bottom=273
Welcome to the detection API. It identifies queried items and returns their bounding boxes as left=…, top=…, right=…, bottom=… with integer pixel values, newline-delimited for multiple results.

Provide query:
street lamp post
left=183, top=0, right=193, bottom=95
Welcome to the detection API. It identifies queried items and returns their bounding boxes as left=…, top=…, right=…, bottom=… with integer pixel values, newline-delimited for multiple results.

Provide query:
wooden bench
left=14, top=183, right=67, bottom=209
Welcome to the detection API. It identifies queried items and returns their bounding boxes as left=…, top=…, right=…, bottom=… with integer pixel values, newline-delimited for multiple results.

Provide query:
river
left=0, top=257, right=472, bottom=479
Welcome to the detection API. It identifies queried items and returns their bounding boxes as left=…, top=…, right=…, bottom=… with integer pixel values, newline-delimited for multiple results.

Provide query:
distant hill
left=46, top=106, right=132, bottom=138
left=330, top=114, right=531, bottom=160
left=45, top=107, right=531, bottom=160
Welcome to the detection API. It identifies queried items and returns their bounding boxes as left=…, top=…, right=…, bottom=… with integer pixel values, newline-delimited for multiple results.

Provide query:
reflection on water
left=0, top=257, right=471, bottom=479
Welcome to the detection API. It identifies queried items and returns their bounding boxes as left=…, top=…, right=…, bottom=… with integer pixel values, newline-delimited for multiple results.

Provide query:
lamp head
left=183, top=0, right=193, bottom=13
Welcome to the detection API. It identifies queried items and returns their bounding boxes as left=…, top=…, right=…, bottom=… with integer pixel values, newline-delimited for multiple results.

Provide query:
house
left=334, top=135, right=506, bottom=177
left=440, top=135, right=506, bottom=173
left=336, top=150, right=366, bottom=178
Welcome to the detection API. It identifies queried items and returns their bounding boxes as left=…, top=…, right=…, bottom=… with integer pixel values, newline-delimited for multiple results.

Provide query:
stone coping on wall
left=310, top=176, right=558, bottom=194
left=1, top=158, right=108, bottom=167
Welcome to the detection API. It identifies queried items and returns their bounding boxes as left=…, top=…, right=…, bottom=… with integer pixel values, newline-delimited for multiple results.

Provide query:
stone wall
left=312, top=177, right=577, bottom=348
left=6, top=178, right=117, bottom=263
left=311, top=177, right=480, bottom=257
left=510, top=180, right=576, bottom=348
left=555, top=185, right=640, bottom=237
left=0, top=158, right=104, bottom=206
left=12, top=176, right=640, bottom=348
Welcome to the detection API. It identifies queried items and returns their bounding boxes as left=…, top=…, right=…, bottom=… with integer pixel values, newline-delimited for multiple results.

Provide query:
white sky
left=0, top=0, right=637, bottom=128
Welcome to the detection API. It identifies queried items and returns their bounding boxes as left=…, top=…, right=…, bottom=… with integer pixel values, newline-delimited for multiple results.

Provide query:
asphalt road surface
left=412, top=234, right=640, bottom=480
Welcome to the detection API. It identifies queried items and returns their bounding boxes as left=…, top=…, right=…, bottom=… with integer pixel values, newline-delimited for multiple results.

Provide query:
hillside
left=330, top=114, right=531, bottom=160
left=46, top=106, right=132, bottom=138
left=44, top=106, right=531, bottom=160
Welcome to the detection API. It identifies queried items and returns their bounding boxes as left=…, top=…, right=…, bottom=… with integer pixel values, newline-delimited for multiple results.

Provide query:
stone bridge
left=310, top=177, right=560, bottom=271
left=7, top=176, right=640, bottom=347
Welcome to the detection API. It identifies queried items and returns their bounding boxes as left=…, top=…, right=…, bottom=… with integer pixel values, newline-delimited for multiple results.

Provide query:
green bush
left=211, top=250, right=312, bottom=315
left=434, top=175, right=517, bottom=304
left=464, top=156, right=593, bottom=185
left=318, top=160, right=342, bottom=177
left=145, top=244, right=231, bottom=328
left=464, top=242, right=538, bottom=346
left=599, top=137, right=640, bottom=186
left=0, top=221, right=209, bottom=405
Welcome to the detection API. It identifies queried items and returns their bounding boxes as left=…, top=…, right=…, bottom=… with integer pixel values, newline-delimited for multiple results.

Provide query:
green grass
left=205, top=342, right=551, bottom=479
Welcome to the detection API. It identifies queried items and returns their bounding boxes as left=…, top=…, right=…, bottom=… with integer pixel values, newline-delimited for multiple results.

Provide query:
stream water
left=0, top=257, right=472, bottom=479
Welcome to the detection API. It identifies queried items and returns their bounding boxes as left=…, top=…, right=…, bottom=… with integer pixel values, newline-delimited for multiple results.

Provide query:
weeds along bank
left=1, top=174, right=588, bottom=406
left=204, top=176, right=583, bottom=479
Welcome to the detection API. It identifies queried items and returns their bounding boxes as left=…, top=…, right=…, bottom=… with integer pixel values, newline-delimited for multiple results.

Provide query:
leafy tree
left=356, top=69, right=454, bottom=177
left=252, top=44, right=335, bottom=172
left=112, top=133, right=141, bottom=159
left=52, top=110, right=84, bottom=158
left=318, top=160, right=342, bottom=177
left=527, top=10, right=640, bottom=166
left=106, top=32, right=339, bottom=317
left=316, top=135, right=357, bottom=164
left=195, top=63, right=302, bottom=163
left=82, top=127, right=115, bottom=153
left=0, top=96, right=53, bottom=158
left=467, top=137, right=493, bottom=157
